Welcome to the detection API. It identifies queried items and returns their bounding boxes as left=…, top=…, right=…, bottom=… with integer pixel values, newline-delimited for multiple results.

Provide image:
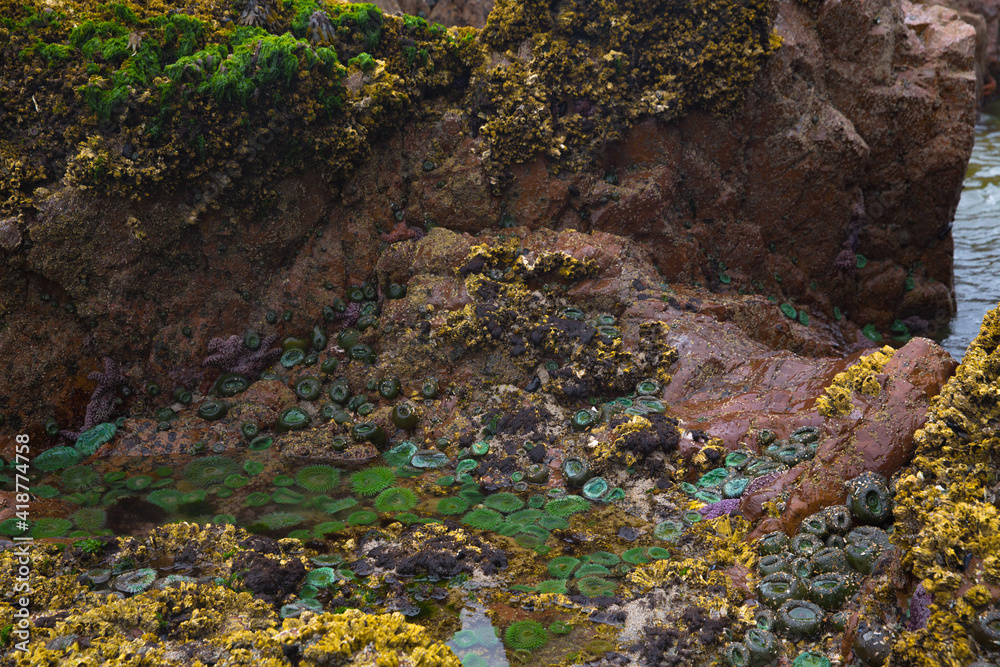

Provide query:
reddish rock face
left=0, top=0, right=975, bottom=438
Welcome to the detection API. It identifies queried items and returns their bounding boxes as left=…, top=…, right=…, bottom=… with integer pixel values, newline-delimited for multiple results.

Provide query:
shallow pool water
left=937, top=100, right=1000, bottom=360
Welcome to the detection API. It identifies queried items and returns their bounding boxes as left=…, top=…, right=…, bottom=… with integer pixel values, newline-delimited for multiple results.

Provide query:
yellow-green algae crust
left=0, top=0, right=777, bottom=212
left=1, top=523, right=460, bottom=666
left=892, top=304, right=1000, bottom=665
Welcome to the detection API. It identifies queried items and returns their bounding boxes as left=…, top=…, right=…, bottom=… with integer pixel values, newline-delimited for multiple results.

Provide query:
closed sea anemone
left=374, top=487, right=418, bottom=512
left=351, top=466, right=396, bottom=496
left=505, top=620, right=549, bottom=651
left=183, top=456, right=240, bottom=487
left=115, top=568, right=157, bottom=594
left=296, top=465, right=341, bottom=493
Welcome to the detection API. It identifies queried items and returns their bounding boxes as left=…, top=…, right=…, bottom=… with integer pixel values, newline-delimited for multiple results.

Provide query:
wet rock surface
left=0, top=0, right=978, bottom=436
left=0, top=225, right=984, bottom=667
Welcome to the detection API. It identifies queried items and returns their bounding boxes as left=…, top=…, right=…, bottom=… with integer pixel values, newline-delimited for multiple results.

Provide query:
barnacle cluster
left=891, top=304, right=1000, bottom=664
left=815, top=345, right=896, bottom=417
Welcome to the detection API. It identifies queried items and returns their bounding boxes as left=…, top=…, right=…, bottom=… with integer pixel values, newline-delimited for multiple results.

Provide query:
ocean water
left=937, top=100, right=1000, bottom=360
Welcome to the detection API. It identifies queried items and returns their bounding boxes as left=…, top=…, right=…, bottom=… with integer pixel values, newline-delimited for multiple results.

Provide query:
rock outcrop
left=0, top=0, right=977, bottom=436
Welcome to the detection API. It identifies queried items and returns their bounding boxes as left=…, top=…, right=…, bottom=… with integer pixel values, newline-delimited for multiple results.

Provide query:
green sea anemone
left=249, top=436, right=274, bottom=451
left=505, top=620, right=548, bottom=651
left=296, top=465, right=342, bottom=493
left=33, top=446, right=82, bottom=471
left=576, top=575, right=616, bottom=597
left=653, top=519, right=684, bottom=542
left=75, top=423, right=117, bottom=457
left=583, top=551, right=620, bottom=567
left=115, top=568, right=157, bottom=594
left=518, top=525, right=549, bottom=541
left=277, top=407, right=311, bottom=432
left=462, top=508, right=502, bottom=531
left=374, top=487, right=418, bottom=512
left=395, top=513, right=421, bottom=525
left=224, top=474, right=249, bottom=489
left=30, top=485, right=59, bottom=499
left=549, top=621, right=572, bottom=635
left=251, top=512, right=305, bottom=531
left=313, top=521, right=346, bottom=535
left=451, top=629, right=480, bottom=649
left=62, top=466, right=99, bottom=490
left=30, top=517, right=72, bottom=538
left=545, top=495, right=590, bottom=517
left=351, top=467, right=396, bottom=497
left=305, top=567, right=337, bottom=588
left=575, top=563, right=612, bottom=578
left=508, top=509, right=545, bottom=526
left=244, top=460, right=265, bottom=476
left=273, top=475, right=294, bottom=487
left=383, top=442, right=418, bottom=467
left=535, top=515, right=568, bottom=531
left=484, top=493, right=524, bottom=514
left=436, top=496, right=470, bottom=515
left=71, top=508, right=107, bottom=532
left=244, top=492, right=271, bottom=507
left=147, top=489, right=182, bottom=512
left=320, top=497, right=359, bottom=514
left=535, top=579, right=567, bottom=594
left=272, top=488, right=306, bottom=505
left=213, top=514, right=236, bottom=525
left=622, top=547, right=651, bottom=564
left=183, top=456, right=239, bottom=487
left=347, top=510, right=378, bottom=526
left=0, top=518, right=27, bottom=536
left=547, top=556, right=580, bottom=579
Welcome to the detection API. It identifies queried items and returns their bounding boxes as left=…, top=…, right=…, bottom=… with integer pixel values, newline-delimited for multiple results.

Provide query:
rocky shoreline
left=2, top=0, right=999, bottom=665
